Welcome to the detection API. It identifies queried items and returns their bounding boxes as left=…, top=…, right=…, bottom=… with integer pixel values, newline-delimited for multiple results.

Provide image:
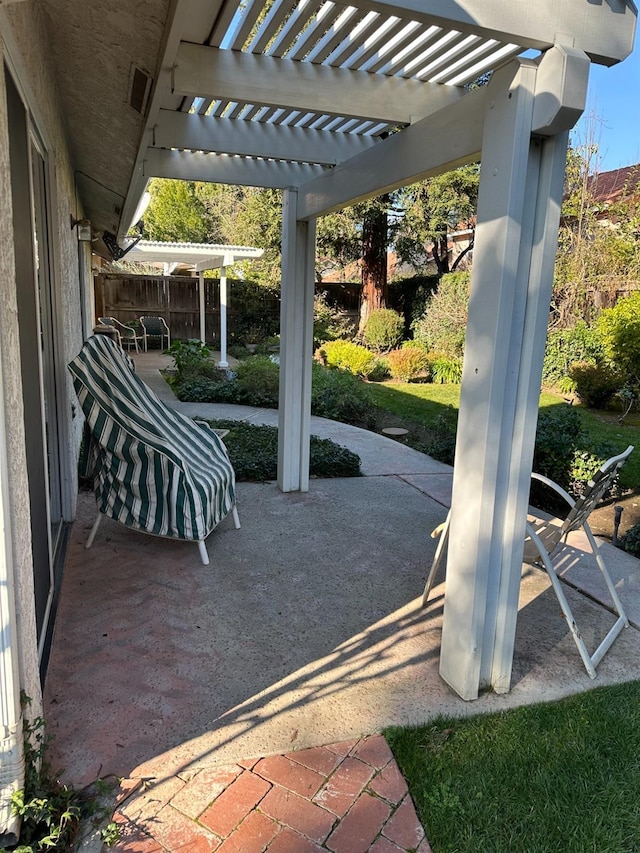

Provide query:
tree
left=395, top=164, right=480, bottom=275
left=141, top=178, right=219, bottom=243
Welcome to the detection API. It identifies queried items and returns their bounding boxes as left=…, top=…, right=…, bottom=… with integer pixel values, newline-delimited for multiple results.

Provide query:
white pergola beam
left=143, top=147, right=328, bottom=189
left=354, top=0, right=636, bottom=65
left=296, top=85, right=488, bottom=220
left=153, top=110, right=380, bottom=165
left=172, top=43, right=465, bottom=125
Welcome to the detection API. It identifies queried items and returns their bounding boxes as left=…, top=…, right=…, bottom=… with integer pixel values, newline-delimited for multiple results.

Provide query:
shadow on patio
left=44, top=459, right=640, bottom=793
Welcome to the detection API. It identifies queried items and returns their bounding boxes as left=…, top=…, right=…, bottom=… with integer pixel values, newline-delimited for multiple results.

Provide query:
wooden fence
left=94, top=273, right=281, bottom=343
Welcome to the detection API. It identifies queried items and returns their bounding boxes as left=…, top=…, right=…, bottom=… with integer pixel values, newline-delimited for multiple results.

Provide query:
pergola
left=91, top=0, right=636, bottom=700
left=122, top=239, right=264, bottom=366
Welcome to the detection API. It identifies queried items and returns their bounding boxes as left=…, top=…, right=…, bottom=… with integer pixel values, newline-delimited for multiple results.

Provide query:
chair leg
left=526, top=522, right=629, bottom=679
left=198, top=540, right=210, bottom=565
left=232, top=506, right=241, bottom=529
left=422, top=512, right=450, bottom=606
left=86, top=512, right=102, bottom=549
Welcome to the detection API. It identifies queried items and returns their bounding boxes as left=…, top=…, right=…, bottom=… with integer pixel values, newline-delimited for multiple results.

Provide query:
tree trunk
left=432, top=234, right=450, bottom=276
left=360, top=202, right=388, bottom=330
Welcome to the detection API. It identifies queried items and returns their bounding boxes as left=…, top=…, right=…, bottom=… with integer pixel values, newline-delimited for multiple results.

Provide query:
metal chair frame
left=140, top=316, right=171, bottom=352
left=422, top=446, right=634, bottom=679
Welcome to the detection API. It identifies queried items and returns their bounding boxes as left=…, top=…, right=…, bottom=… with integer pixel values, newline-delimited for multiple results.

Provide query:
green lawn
left=385, top=680, right=640, bottom=853
left=367, top=381, right=640, bottom=490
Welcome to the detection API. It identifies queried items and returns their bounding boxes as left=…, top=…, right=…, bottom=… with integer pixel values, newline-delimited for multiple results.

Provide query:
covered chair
left=422, top=446, right=634, bottom=678
left=140, top=315, right=170, bottom=351
left=68, top=334, right=240, bottom=565
left=98, top=316, right=142, bottom=352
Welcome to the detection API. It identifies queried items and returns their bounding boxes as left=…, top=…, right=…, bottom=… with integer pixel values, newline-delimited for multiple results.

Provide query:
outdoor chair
left=98, top=316, right=142, bottom=352
left=422, top=445, right=634, bottom=679
left=140, top=315, right=171, bottom=351
left=68, top=333, right=240, bottom=565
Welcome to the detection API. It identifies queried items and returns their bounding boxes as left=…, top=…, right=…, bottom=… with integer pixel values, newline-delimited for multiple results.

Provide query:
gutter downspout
left=0, top=356, right=24, bottom=847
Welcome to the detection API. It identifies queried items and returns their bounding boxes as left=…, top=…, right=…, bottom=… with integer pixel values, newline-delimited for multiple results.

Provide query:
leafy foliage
left=621, top=523, right=640, bottom=557
left=412, top=272, right=470, bottom=357
left=142, top=179, right=217, bottom=243
left=362, top=308, right=404, bottom=353
left=395, top=165, right=480, bottom=275
left=569, top=361, right=622, bottom=409
left=167, top=339, right=216, bottom=377
left=310, top=362, right=376, bottom=428
left=542, top=322, right=605, bottom=389
left=597, top=291, right=640, bottom=383
left=11, top=697, right=119, bottom=851
left=315, top=339, right=379, bottom=378
left=207, top=419, right=361, bottom=480
left=234, top=356, right=280, bottom=407
left=313, top=292, right=354, bottom=346
left=430, top=355, right=463, bottom=385
left=386, top=347, right=431, bottom=382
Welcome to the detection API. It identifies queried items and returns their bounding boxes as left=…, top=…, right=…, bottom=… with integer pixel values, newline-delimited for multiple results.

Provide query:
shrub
left=412, top=272, right=470, bottom=356
left=174, top=376, right=235, bottom=403
left=311, top=362, right=375, bottom=427
left=532, top=405, right=584, bottom=491
left=422, top=407, right=459, bottom=466
left=386, top=347, right=431, bottom=381
left=430, top=355, right=463, bottom=384
left=621, top=523, right=640, bottom=557
left=569, top=361, right=622, bottom=409
left=208, top=419, right=361, bottom=480
left=597, top=292, right=640, bottom=381
left=168, top=339, right=215, bottom=377
left=315, top=339, right=378, bottom=378
left=313, top=292, right=354, bottom=346
left=362, top=308, right=404, bottom=353
left=233, top=356, right=280, bottom=407
left=542, top=322, right=605, bottom=389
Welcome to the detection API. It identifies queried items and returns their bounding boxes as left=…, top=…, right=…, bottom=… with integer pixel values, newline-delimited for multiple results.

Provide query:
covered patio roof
left=120, top=239, right=265, bottom=363
left=122, top=239, right=264, bottom=273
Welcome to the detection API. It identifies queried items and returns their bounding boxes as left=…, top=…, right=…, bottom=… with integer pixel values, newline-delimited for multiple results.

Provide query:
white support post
left=278, top=188, right=316, bottom=492
left=198, top=271, right=206, bottom=344
left=439, top=56, right=573, bottom=699
left=219, top=265, right=228, bottom=368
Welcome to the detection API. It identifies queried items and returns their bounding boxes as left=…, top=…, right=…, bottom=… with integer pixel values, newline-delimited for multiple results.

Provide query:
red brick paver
left=107, top=735, right=431, bottom=853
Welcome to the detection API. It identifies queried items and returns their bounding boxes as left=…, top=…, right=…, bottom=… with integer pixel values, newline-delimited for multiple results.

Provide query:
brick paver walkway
left=110, top=735, right=431, bottom=852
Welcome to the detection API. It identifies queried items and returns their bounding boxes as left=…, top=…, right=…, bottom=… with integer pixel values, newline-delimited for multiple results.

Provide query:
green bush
left=412, top=272, right=470, bottom=356
left=362, top=308, right=404, bottom=353
left=569, top=361, right=622, bottom=409
left=422, top=408, right=459, bottom=466
left=621, top=523, right=640, bottom=557
left=315, top=339, right=378, bottom=378
left=174, top=376, right=235, bottom=403
left=234, top=356, right=280, bottom=407
left=597, top=292, right=640, bottom=382
left=311, top=362, right=376, bottom=427
left=313, top=292, right=354, bottom=346
left=430, top=354, right=463, bottom=384
left=386, top=347, right=430, bottom=381
left=532, top=405, right=584, bottom=491
left=208, top=419, right=361, bottom=480
left=168, top=339, right=216, bottom=377
left=542, top=322, right=605, bottom=389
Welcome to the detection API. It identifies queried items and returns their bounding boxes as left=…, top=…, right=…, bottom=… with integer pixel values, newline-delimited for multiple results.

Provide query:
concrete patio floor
left=43, top=351, right=640, bottom=851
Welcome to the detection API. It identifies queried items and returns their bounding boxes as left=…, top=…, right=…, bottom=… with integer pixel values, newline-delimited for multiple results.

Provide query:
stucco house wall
left=0, top=1, right=88, bottom=711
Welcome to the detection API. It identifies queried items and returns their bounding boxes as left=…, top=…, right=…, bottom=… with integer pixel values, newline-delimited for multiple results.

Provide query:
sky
left=572, top=42, right=640, bottom=172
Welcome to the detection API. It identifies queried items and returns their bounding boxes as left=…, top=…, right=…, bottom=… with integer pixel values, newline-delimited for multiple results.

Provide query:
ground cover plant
left=208, top=419, right=361, bottom=480
left=385, top=680, right=640, bottom=853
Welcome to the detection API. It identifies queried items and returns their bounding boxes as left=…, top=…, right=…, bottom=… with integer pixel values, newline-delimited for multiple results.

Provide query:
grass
left=385, top=680, right=640, bottom=853
left=367, top=380, right=640, bottom=490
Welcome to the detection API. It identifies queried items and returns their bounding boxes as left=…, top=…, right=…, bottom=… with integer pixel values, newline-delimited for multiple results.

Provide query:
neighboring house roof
left=587, top=164, right=640, bottom=206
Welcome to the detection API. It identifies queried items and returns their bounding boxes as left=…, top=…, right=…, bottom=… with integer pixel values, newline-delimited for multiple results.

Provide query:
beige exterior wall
left=0, top=2, right=88, bottom=710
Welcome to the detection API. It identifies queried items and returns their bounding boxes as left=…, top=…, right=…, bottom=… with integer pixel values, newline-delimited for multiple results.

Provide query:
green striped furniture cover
left=68, top=334, right=236, bottom=544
